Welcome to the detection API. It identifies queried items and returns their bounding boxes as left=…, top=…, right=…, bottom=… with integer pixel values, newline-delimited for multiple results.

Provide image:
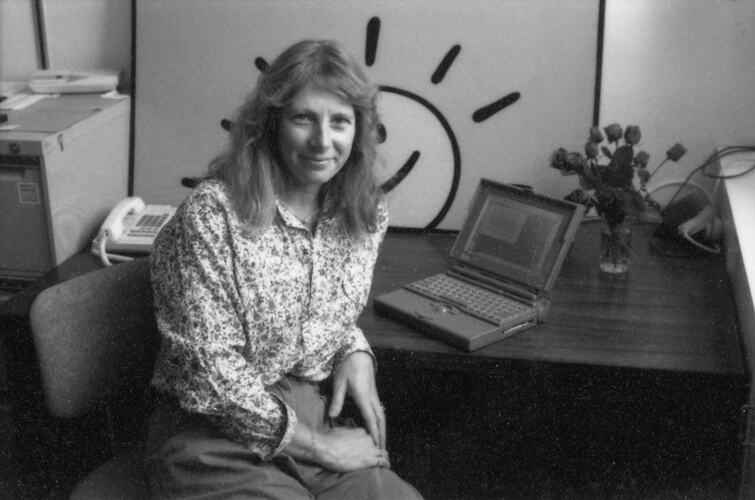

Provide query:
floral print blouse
left=149, top=180, right=388, bottom=460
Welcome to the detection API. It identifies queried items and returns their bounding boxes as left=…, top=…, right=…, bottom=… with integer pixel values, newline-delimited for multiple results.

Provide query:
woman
left=144, top=39, right=423, bottom=500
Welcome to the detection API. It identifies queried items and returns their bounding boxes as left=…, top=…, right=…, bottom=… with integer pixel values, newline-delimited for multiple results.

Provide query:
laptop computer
left=373, top=179, right=585, bottom=351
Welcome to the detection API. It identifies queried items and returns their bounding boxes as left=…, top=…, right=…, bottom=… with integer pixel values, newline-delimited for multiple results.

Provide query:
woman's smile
left=302, top=155, right=335, bottom=167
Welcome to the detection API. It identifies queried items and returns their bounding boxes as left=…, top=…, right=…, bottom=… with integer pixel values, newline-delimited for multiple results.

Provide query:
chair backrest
left=30, top=258, right=159, bottom=420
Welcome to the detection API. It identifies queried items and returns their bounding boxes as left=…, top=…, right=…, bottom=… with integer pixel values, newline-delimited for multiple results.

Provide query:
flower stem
left=648, top=158, right=669, bottom=179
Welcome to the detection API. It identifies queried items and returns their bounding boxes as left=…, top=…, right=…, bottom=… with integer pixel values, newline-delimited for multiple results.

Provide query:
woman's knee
left=315, top=467, right=423, bottom=500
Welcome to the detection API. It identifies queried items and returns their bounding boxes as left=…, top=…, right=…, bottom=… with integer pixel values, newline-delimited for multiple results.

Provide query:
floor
left=0, top=326, right=108, bottom=500
left=0, top=348, right=747, bottom=499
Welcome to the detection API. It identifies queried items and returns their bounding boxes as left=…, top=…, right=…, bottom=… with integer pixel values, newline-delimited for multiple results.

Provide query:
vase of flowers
left=550, top=124, right=686, bottom=274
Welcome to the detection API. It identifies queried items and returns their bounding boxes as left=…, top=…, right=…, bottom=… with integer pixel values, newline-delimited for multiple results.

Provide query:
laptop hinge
left=449, top=266, right=538, bottom=303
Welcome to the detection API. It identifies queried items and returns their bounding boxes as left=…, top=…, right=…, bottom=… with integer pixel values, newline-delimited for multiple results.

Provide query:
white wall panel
left=134, top=0, right=599, bottom=229
left=0, top=0, right=40, bottom=80
left=43, top=0, right=132, bottom=83
left=602, top=0, right=755, bottom=197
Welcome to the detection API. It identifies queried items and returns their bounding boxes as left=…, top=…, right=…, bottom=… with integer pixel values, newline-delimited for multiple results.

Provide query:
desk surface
left=362, top=221, right=744, bottom=376
left=1, top=221, right=743, bottom=377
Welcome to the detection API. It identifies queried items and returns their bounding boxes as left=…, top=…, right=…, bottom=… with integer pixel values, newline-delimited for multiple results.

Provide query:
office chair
left=29, top=258, right=158, bottom=499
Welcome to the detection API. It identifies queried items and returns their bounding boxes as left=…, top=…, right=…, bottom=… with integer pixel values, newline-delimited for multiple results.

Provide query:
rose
left=624, top=125, right=641, bottom=145
left=566, top=152, right=586, bottom=173
left=637, top=167, right=650, bottom=186
left=649, top=143, right=688, bottom=178
left=633, top=150, right=650, bottom=168
left=551, top=148, right=587, bottom=174
left=550, top=148, right=569, bottom=172
left=603, top=123, right=623, bottom=143
left=589, top=126, right=603, bottom=144
left=584, top=141, right=600, bottom=160
left=564, top=188, right=592, bottom=205
left=666, top=143, right=687, bottom=162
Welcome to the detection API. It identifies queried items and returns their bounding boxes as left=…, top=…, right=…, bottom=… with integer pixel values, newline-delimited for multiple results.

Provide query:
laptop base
left=374, top=288, right=536, bottom=351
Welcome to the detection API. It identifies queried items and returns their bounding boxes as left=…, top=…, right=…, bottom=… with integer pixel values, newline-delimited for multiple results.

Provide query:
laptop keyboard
left=405, top=273, right=530, bottom=325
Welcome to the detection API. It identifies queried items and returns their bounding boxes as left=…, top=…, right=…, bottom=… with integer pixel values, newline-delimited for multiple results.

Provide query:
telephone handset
left=92, top=197, right=176, bottom=266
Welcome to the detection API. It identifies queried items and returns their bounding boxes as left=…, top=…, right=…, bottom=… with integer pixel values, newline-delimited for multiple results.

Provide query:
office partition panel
left=133, top=0, right=600, bottom=229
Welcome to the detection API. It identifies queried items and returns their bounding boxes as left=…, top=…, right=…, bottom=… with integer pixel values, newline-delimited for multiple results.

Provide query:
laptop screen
left=449, top=179, right=582, bottom=291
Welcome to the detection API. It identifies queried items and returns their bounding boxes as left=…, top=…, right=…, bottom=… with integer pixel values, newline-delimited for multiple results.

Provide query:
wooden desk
left=362, top=221, right=746, bottom=498
left=362, top=220, right=744, bottom=376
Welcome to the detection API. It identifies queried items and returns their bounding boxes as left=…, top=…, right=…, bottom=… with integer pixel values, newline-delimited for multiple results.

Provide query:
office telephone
left=91, top=197, right=176, bottom=266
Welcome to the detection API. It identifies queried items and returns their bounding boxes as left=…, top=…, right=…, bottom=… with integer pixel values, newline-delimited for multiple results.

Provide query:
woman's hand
left=284, top=423, right=389, bottom=473
left=316, top=427, right=390, bottom=472
left=328, top=351, right=386, bottom=451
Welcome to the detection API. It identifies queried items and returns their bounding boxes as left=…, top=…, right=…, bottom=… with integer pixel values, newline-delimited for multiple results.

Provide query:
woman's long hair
left=208, top=39, right=383, bottom=239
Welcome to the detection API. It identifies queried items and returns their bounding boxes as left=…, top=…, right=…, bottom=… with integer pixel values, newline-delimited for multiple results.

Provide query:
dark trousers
left=144, top=376, right=423, bottom=500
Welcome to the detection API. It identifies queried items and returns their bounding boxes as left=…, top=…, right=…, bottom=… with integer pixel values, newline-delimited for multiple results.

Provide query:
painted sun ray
left=255, top=57, right=269, bottom=72
left=381, top=151, right=421, bottom=192
left=472, top=92, right=521, bottom=123
left=365, top=17, right=381, bottom=67
left=431, top=44, right=461, bottom=84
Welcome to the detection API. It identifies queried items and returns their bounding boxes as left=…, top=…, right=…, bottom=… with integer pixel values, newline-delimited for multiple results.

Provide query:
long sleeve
left=150, top=186, right=296, bottom=459
left=332, top=200, right=389, bottom=368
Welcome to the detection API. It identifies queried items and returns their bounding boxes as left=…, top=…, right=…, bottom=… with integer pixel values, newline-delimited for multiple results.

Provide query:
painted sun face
left=277, top=83, right=357, bottom=193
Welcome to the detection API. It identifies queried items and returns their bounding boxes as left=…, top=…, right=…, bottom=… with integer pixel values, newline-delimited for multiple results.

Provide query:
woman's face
left=277, top=83, right=356, bottom=193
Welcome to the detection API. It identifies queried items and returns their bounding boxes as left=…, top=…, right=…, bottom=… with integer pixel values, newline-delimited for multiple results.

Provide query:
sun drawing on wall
left=238, top=16, right=521, bottom=230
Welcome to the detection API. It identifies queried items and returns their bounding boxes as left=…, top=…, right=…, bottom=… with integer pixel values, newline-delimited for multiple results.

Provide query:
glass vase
left=599, top=217, right=632, bottom=274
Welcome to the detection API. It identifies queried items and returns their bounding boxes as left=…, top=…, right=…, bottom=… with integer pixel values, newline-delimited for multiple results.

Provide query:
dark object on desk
left=0, top=113, right=7, bottom=123
left=374, top=179, right=584, bottom=351
left=650, top=191, right=721, bottom=258
left=29, top=258, right=156, bottom=499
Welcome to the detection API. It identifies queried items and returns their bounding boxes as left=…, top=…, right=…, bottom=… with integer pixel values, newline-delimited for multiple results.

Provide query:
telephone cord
left=91, top=230, right=134, bottom=267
